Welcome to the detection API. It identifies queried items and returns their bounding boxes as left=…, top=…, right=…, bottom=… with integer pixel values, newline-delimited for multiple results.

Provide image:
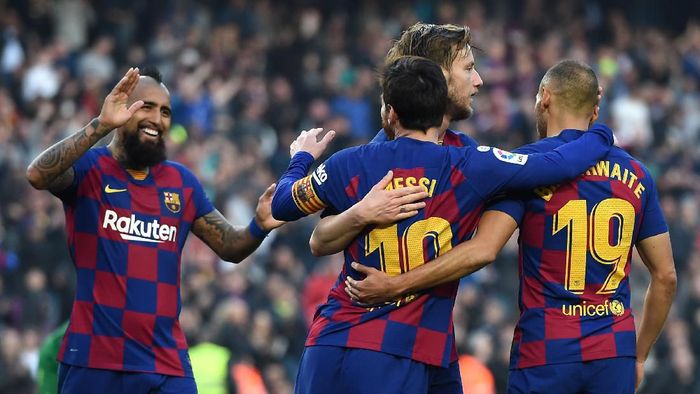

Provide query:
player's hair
left=385, top=23, right=472, bottom=70
left=140, top=65, right=164, bottom=84
left=541, top=60, right=599, bottom=116
left=381, top=56, right=447, bottom=132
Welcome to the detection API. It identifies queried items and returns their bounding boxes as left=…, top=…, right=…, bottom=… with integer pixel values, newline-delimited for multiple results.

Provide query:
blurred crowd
left=1, top=0, right=699, bottom=393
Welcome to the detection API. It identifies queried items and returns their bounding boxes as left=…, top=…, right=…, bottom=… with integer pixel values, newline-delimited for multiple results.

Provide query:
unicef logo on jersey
left=561, top=299, right=625, bottom=318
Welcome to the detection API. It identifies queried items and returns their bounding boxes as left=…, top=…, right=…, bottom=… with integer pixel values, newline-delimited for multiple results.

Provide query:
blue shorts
left=295, top=345, right=462, bottom=394
left=507, top=357, right=636, bottom=394
left=58, top=362, right=197, bottom=394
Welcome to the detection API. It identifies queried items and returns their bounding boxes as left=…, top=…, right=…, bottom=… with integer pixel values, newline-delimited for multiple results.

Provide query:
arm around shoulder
left=486, top=123, right=615, bottom=192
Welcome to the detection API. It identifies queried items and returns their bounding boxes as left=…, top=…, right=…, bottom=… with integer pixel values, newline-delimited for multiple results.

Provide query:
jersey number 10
left=553, top=198, right=636, bottom=295
left=365, top=217, right=453, bottom=276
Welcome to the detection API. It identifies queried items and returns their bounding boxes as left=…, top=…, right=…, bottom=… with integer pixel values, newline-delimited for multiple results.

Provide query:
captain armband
left=292, top=175, right=327, bottom=215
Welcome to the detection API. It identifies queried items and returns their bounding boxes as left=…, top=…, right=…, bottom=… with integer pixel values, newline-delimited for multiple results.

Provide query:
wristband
left=248, top=218, right=270, bottom=239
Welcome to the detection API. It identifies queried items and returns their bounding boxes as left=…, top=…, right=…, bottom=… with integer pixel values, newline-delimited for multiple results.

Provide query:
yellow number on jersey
left=365, top=217, right=453, bottom=276
left=553, top=198, right=636, bottom=294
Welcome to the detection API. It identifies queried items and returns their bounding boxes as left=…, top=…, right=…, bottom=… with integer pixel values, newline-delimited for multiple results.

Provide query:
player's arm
left=633, top=178, right=676, bottom=390
left=503, top=123, right=614, bottom=189
left=26, top=67, right=144, bottom=193
left=309, top=171, right=428, bottom=256
left=635, top=232, right=676, bottom=361
left=310, top=132, right=473, bottom=256
left=472, top=123, right=615, bottom=196
left=634, top=232, right=676, bottom=389
left=345, top=210, right=518, bottom=304
left=633, top=180, right=677, bottom=381
left=191, top=183, right=284, bottom=263
left=271, top=128, right=336, bottom=221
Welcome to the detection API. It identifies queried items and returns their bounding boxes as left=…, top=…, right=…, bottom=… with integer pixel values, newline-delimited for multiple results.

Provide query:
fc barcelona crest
left=163, top=191, right=181, bottom=213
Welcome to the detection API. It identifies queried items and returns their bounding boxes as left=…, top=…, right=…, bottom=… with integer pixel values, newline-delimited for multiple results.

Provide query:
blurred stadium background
left=1, top=0, right=699, bottom=393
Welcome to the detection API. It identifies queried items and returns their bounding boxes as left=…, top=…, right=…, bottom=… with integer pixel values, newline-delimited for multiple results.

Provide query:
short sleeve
left=53, top=149, right=98, bottom=204
left=190, top=177, right=215, bottom=219
left=637, top=176, right=669, bottom=241
left=486, top=197, right=526, bottom=225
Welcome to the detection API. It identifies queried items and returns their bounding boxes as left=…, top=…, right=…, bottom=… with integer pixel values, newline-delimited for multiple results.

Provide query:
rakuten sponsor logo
left=102, top=209, right=177, bottom=243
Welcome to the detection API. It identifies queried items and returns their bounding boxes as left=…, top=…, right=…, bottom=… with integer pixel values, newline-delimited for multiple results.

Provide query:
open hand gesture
left=289, top=128, right=336, bottom=159
left=97, top=67, right=145, bottom=134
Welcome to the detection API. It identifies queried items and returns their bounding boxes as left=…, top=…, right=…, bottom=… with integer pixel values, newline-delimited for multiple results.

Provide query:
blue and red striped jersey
left=272, top=125, right=614, bottom=367
left=56, top=147, right=213, bottom=377
left=488, top=129, right=668, bottom=369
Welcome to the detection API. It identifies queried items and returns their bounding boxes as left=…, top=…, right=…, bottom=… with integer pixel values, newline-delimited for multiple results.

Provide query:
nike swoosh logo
left=105, top=184, right=128, bottom=194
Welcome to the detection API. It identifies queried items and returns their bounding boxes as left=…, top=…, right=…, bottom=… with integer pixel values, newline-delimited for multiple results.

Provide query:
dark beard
left=123, top=132, right=166, bottom=168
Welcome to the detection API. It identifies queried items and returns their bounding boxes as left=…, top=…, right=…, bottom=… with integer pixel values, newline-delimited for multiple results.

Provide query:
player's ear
left=589, top=104, right=600, bottom=125
left=541, top=87, right=551, bottom=109
left=387, top=104, right=398, bottom=126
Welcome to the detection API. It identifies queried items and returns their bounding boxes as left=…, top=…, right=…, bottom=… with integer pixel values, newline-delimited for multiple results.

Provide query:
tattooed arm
left=191, top=210, right=265, bottom=263
left=26, top=119, right=113, bottom=192
left=191, top=183, right=285, bottom=263
left=26, top=67, right=144, bottom=192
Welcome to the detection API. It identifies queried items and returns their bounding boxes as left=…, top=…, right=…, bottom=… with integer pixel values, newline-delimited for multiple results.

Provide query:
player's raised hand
left=290, top=128, right=336, bottom=159
left=97, top=67, right=145, bottom=134
left=255, top=183, right=286, bottom=231
left=345, top=262, right=398, bottom=305
left=353, top=170, right=428, bottom=225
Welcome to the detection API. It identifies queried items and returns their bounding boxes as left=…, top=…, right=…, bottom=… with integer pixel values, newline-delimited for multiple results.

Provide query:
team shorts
left=295, top=345, right=462, bottom=394
left=58, top=362, right=197, bottom=394
left=507, top=357, right=636, bottom=394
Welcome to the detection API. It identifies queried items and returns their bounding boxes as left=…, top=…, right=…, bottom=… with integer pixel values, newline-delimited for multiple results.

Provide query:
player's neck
left=395, top=127, right=440, bottom=143
left=438, top=115, right=450, bottom=138
left=545, top=115, right=591, bottom=138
